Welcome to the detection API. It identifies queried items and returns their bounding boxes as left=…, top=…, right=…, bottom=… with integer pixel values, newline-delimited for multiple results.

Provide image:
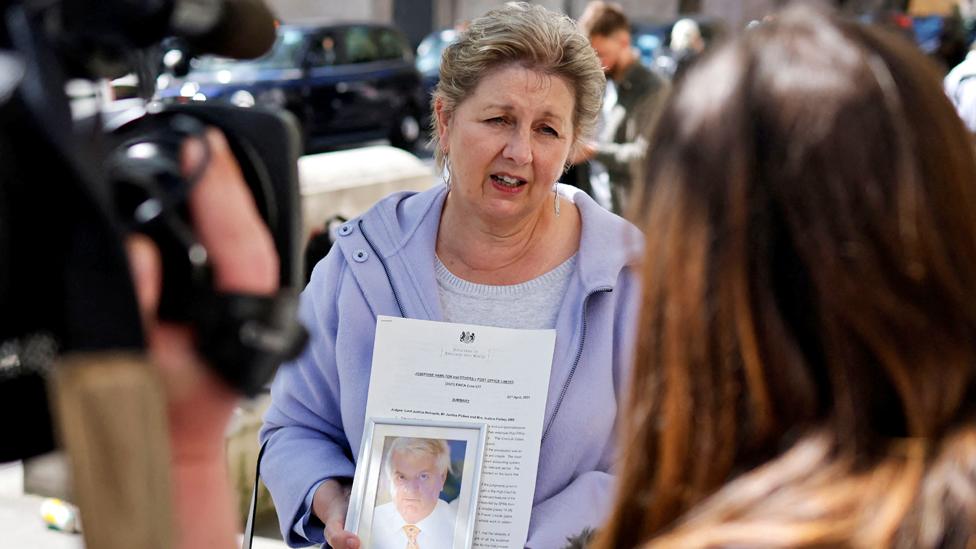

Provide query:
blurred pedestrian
left=576, top=1, right=669, bottom=215
left=595, top=5, right=976, bottom=548
left=668, top=18, right=705, bottom=82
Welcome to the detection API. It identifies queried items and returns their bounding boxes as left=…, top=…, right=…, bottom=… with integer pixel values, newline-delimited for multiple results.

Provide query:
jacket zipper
left=358, top=219, right=406, bottom=317
left=541, top=286, right=612, bottom=444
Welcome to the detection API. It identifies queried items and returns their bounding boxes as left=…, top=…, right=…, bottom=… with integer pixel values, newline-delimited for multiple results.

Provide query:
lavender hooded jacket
left=260, top=184, right=642, bottom=548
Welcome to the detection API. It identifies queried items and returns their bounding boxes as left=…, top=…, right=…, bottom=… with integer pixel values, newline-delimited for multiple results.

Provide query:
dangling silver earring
left=553, top=184, right=560, bottom=217
left=444, top=154, right=452, bottom=189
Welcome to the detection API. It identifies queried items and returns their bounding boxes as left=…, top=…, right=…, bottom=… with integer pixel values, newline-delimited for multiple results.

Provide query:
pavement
left=0, top=461, right=290, bottom=549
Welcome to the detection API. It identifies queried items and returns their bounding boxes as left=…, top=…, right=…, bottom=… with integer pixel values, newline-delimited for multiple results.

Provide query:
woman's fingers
left=315, top=479, right=360, bottom=549
left=324, top=518, right=360, bottom=549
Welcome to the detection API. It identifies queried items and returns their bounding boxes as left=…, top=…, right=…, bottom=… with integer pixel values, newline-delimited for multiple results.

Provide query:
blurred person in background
left=593, top=5, right=976, bottom=548
left=259, top=3, right=642, bottom=549
left=668, top=18, right=705, bottom=82
left=576, top=1, right=669, bottom=215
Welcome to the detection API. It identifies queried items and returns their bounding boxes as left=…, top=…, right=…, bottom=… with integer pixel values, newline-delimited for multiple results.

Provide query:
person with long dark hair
left=596, top=6, right=976, bottom=548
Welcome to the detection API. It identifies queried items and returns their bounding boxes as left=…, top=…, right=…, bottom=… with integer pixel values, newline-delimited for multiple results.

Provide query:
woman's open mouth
left=490, top=173, right=527, bottom=193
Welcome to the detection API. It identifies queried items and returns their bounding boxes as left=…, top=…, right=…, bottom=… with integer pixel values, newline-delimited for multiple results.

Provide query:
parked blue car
left=156, top=23, right=426, bottom=152
left=416, top=28, right=458, bottom=99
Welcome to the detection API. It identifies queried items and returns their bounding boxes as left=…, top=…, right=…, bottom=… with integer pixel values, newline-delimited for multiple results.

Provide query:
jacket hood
left=345, top=183, right=643, bottom=295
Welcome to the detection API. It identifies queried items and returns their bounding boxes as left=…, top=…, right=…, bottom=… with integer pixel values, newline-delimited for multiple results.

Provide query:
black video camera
left=0, top=0, right=308, bottom=461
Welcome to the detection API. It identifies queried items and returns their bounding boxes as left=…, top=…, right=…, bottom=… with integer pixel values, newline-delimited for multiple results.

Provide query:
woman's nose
left=503, top=128, right=532, bottom=165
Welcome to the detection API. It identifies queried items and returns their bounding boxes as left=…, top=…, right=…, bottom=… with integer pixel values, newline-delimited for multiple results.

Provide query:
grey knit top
left=434, top=254, right=577, bottom=330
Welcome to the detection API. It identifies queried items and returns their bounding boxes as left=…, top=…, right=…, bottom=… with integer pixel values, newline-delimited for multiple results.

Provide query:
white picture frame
left=346, top=418, right=487, bottom=549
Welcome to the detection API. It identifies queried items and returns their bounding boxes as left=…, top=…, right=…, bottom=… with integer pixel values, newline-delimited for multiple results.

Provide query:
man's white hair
left=671, top=18, right=702, bottom=52
left=383, top=437, right=453, bottom=487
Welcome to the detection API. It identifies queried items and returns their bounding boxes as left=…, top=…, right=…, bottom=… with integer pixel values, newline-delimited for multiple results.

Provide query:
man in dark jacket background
left=576, top=1, right=669, bottom=214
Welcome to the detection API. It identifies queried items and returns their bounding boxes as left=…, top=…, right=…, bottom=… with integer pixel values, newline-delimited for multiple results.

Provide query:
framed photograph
left=346, top=418, right=487, bottom=549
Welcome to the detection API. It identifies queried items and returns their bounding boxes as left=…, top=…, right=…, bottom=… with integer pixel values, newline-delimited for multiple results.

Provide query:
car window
left=344, top=26, right=380, bottom=64
left=416, top=30, right=457, bottom=74
left=306, top=32, right=340, bottom=67
left=375, top=28, right=408, bottom=61
left=634, top=31, right=665, bottom=65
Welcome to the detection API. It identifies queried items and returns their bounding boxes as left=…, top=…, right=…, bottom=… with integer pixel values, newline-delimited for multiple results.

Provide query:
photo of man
left=370, top=437, right=463, bottom=549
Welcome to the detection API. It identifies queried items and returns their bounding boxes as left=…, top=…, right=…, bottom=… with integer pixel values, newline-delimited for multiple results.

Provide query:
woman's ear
left=434, top=97, right=451, bottom=153
left=567, top=139, right=579, bottom=167
left=567, top=137, right=595, bottom=166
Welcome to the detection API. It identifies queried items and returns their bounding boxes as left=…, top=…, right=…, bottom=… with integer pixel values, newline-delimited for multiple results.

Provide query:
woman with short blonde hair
left=261, top=4, right=641, bottom=549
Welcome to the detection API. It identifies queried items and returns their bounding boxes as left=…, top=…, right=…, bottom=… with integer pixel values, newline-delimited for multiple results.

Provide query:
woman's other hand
left=313, top=479, right=360, bottom=549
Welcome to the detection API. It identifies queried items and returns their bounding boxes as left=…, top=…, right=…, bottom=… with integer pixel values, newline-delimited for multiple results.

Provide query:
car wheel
left=290, top=113, right=312, bottom=154
left=390, top=107, right=421, bottom=151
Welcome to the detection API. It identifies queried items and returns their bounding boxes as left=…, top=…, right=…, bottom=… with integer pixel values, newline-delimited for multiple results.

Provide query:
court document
left=365, top=316, right=556, bottom=549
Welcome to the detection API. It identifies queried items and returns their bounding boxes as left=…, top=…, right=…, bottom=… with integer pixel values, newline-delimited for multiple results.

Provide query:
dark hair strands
left=596, top=5, right=976, bottom=548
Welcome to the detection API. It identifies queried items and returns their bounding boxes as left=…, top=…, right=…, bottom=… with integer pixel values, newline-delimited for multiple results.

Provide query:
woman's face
left=436, top=64, right=576, bottom=225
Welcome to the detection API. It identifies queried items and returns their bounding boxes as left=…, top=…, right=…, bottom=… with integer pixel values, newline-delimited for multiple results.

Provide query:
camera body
left=107, top=102, right=305, bottom=308
left=0, top=0, right=307, bottom=461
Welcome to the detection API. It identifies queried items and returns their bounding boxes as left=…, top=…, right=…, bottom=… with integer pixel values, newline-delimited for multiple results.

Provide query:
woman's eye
left=539, top=125, right=559, bottom=137
left=420, top=473, right=430, bottom=481
left=486, top=117, right=507, bottom=125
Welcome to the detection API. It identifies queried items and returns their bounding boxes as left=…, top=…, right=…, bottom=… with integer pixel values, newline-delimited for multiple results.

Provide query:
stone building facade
left=265, top=0, right=972, bottom=49
left=266, top=0, right=789, bottom=48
